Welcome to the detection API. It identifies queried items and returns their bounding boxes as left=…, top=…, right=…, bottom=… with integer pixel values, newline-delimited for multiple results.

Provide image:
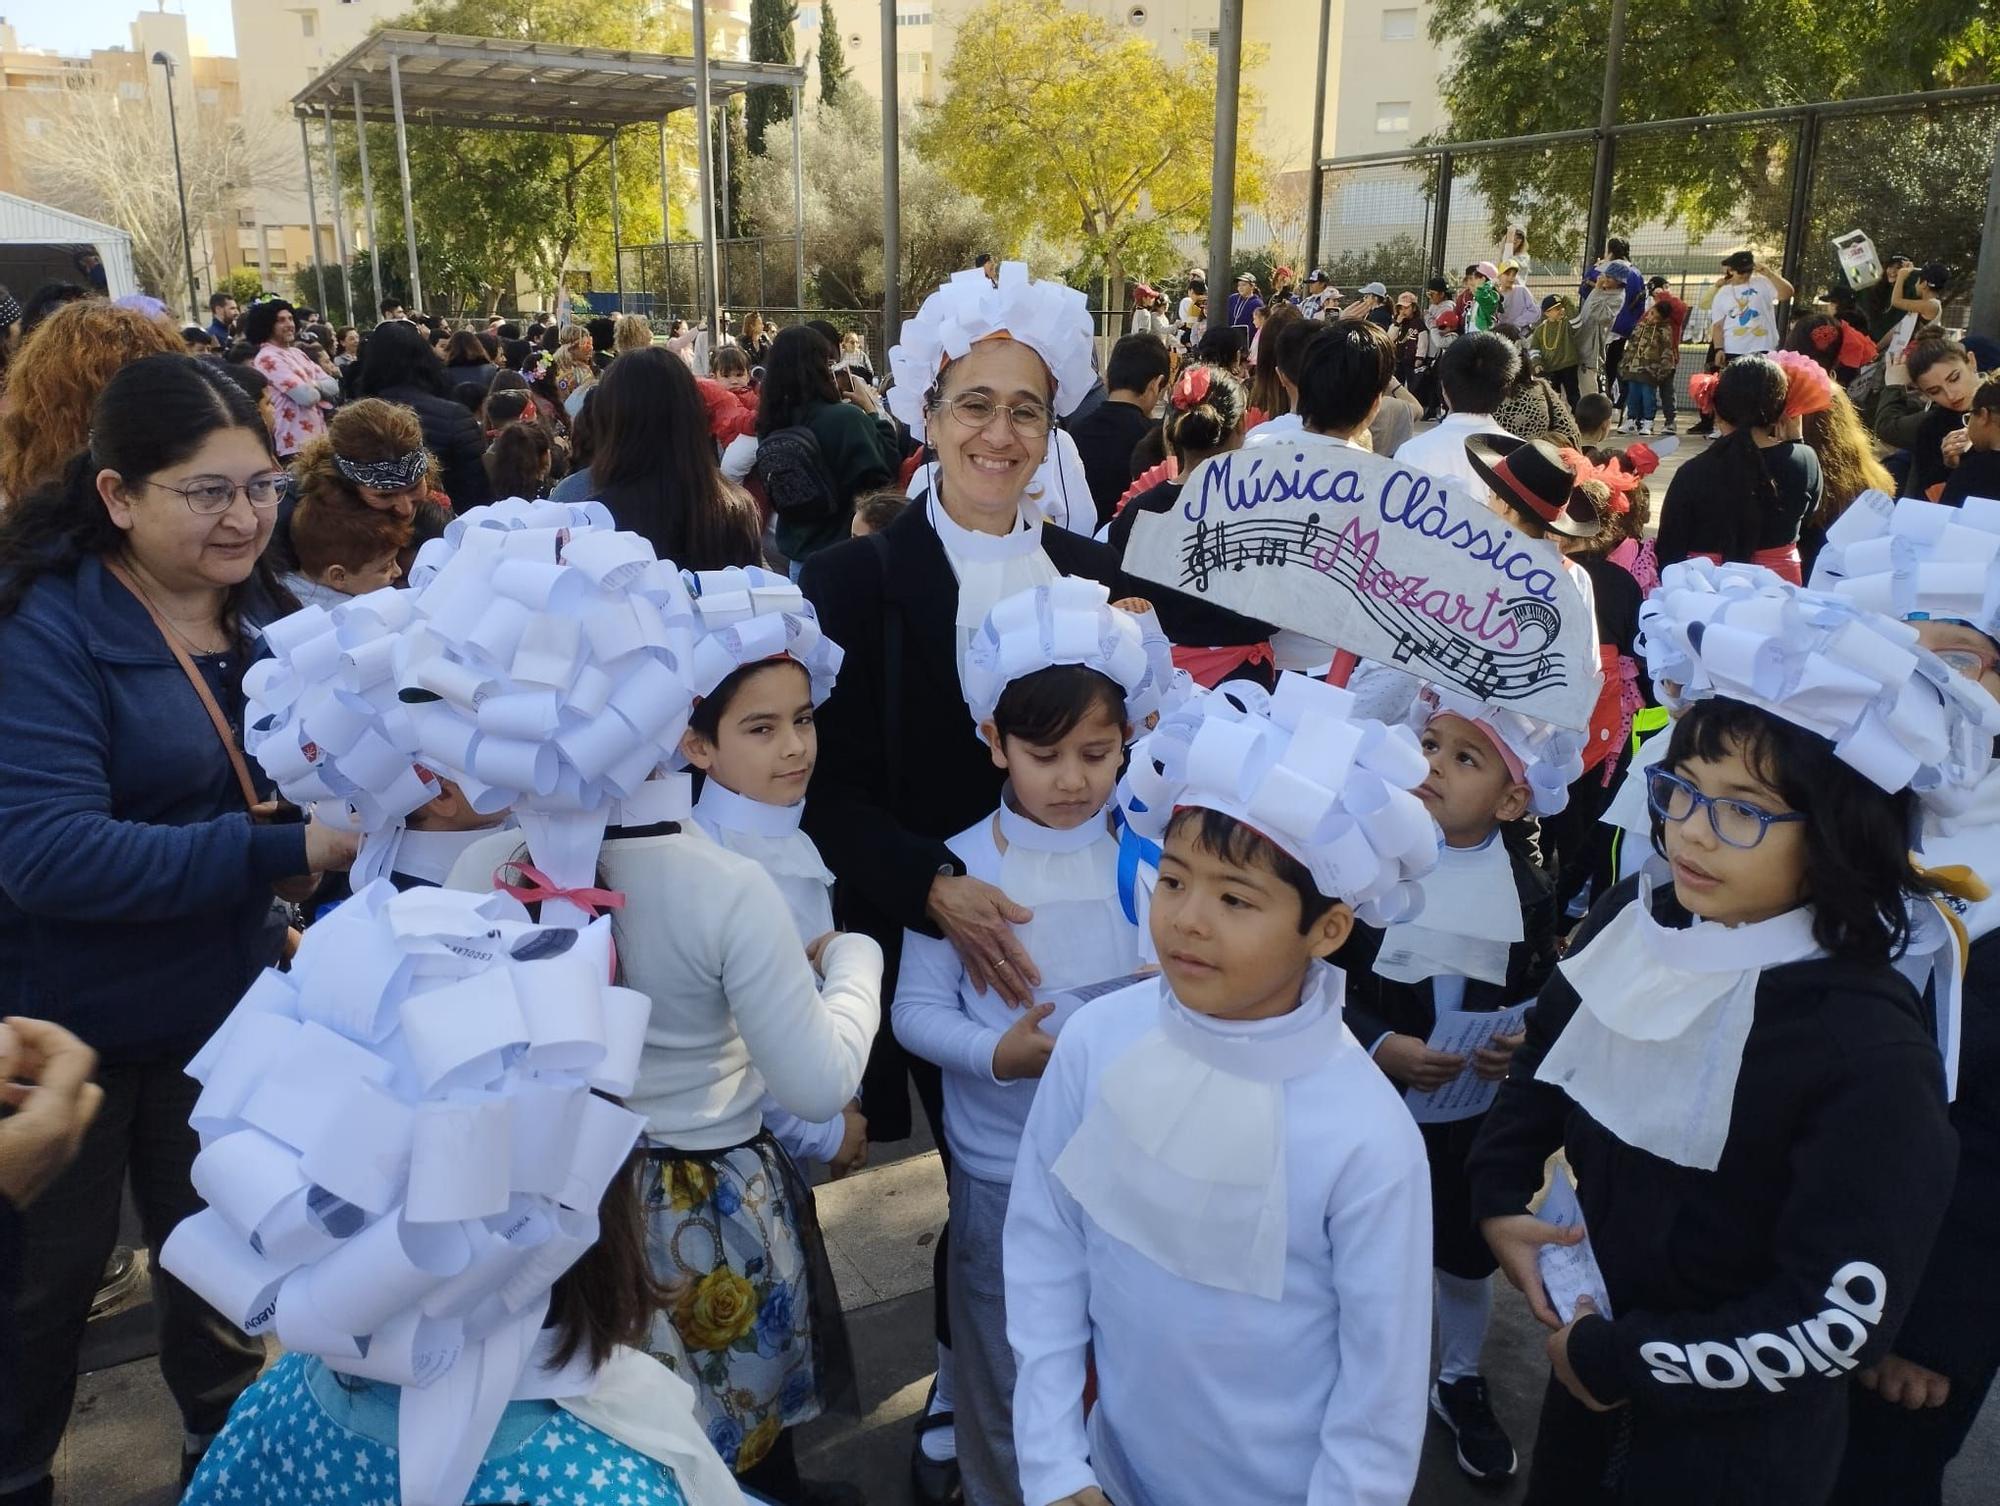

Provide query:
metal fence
left=1313, top=84, right=2000, bottom=405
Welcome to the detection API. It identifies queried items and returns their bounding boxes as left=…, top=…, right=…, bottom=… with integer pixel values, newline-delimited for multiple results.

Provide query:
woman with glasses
left=1466, top=563, right=1981, bottom=1506
left=797, top=264, right=1130, bottom=1505
left=754, top=324, right=902, bottom=570
left=0, top=354, right=359, bottom=1502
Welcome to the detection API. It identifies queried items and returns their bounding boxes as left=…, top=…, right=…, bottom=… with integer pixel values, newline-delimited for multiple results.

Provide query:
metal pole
left=1974, top=124, right=2000, bottom=339
left=1206, top=0, right=1244, bottom=305
left=881, top=0, right=901, bottom=349
left=1777, top=110, right=1820, bottom=327
left=610, top=131, right=625, bottom=311
left=1304, top=0, right=1333, bottom=276
left=719, top=97, right=732, bottom=245
left=300, top=117, right=329, bottom=316
left=1431, top=150, right=1454, bottom=282
left=388, top=53, right=424, bottom=313
left=658, top=118, right=674, bottom=316
left=691, top=0, right=723, bottom=346
left=322, top=106, right=350, bottom=323
left=353, top=81, right=383, bottom=317
left=154, top=56, right=200, bottom=323
left=1585, top=0, right=1628, bottom=263
left=792, top=83, right=806, bottom=308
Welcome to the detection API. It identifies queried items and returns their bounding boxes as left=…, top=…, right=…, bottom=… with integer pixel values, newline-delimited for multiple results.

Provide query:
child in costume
left=679, top=564, right=868, bottom=1180
left=1343, top=687, right=1577, bottom=1483
left=1005, top=676, right=1439, bottom=1506
left=1468, top=561, right=1999, bottom=1505
left=893, top=579, right=1173, bottom=1506
left=1811, top=495, right=2000, bottom=1506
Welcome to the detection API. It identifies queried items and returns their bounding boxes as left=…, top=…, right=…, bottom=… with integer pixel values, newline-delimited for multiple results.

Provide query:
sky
left=8, top=1, right=238, bottom=57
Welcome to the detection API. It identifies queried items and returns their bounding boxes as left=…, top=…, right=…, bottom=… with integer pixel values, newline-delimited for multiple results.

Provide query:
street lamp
left=151, top=50, right=201, bottom=324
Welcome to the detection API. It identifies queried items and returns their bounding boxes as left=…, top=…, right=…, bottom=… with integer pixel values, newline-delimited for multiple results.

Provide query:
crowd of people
left=0, top=242, right=1994, bottom=1506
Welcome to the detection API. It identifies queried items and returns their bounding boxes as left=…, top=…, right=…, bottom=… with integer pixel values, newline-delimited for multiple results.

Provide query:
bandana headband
left=335, top=449, right=429, bottom=492
left=0, top=290, right=20, bottom=328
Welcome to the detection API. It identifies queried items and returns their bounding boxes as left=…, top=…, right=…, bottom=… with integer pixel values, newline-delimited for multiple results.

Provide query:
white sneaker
left=1615, top=418, right=1637, bottom=434
left=1641, top=418, right=1656, bottom=437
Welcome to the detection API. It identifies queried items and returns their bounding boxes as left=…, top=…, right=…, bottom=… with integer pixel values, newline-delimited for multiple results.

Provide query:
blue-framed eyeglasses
left=1645, top=765, right=1806, bottom=850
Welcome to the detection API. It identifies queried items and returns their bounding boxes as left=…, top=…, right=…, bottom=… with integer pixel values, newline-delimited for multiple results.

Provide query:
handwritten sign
left=1122, top=437, right=1598, bottom=728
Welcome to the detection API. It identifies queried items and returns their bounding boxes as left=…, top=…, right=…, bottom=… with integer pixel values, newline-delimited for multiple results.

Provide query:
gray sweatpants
left=948, top=1163, right=1025, bottom=1506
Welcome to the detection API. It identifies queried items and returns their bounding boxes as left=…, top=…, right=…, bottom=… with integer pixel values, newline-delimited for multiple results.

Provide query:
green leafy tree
left=1424, top=0, right=1997, bottom=263
left=219, top=268, right=266, bottom=305
left=917, top=0, right=1268, bottom=314
left=746, top=0, right=798, bottom=155
left=817, top=0, right=850, bottom=105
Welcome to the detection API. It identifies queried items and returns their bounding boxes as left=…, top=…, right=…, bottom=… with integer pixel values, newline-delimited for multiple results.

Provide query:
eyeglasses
left=932, top=393, right=1054, bottom=437
left=144, top=474, right=290, bottom=515
left=1934, top=644, right=2000, bottom=679
left=1645, top=766, right=1805, bottom=850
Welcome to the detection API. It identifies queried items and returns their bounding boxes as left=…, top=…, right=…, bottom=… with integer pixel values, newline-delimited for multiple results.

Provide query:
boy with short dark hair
left=1006, top=677, right=1436, bottom=1506
left=1573, top=392, right=1615, bottom=445
left=281, top=496, right=409, bottom=610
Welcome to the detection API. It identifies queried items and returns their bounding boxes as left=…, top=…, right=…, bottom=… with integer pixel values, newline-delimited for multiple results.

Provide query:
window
left=1193, top=28, right=1220, bottom=48
left=1375, top=100, right=1411, bottom=133
left=798, top=5, right=821, bottom=27
left=1381, top=7, right=1418, bottom=40
left=896, top=11, right=932, bottom=24
left=300, top=12, right=317, bottom=38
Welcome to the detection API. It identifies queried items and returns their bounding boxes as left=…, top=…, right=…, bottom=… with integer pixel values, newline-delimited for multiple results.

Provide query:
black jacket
left=0, top=1193, right=18, bottom=1439
left=1468, top=878, right=1956, bottom=1492
left=1340, top=838, right=1559, bottom=1053
left=374, top=383, right=493, bottom=513
left=1066, top=400, right=1158, bottom=527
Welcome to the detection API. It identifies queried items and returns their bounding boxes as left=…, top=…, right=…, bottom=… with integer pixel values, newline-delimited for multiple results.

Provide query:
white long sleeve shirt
left=1393, top=410, right=1511, bottom=495
left=1005, top=977, right=1432, bottom=1506
left=893, top=802, right=1140, bottom=1183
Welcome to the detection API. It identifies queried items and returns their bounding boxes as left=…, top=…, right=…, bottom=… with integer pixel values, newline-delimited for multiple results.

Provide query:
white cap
left=959, top=578, right=1174, bottom=737
left=683, top=564, right=843, bottom=706
left=1118, top=677, right=1441, bottom=926
left=1638, top=560, right=2000, bottom=794
left=887, top=262, right=1097, bottom=440
left=1808, top=489, right=2000, bottom=644
left=1408, top=682, right=1587, bottom=816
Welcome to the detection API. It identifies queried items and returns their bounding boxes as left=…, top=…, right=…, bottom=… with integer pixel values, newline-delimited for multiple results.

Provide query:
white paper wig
left=1119, top=676, right=1441, bottom=926
left=886, top=261, right=1097, bottom=440
left=683, top=564, right=844, bottom=707
left=960, top=578, right=1176, bottom=737
left=1808, top=490, right=2000, bottom=644
left=1638, top=560, right=2000, bottom=794
left=161, top=882, right=649, bottom=1506
left=1408, top=683, right=1588, bottom=817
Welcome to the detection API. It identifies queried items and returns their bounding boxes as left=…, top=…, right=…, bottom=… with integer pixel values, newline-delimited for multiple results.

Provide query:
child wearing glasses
left=1812, top=495, right=2000, bottom=1505
left=1468, top=560, right=2000, bottom=1505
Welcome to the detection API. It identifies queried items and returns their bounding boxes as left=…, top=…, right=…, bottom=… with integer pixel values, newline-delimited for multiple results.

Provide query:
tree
left=917, top=0, right=1267, bottom=315
left=746, top=0, right=797, bottom=156
left=817, top=0, right=851, bottom=105
left=20, top=85, right=293, bottom=303
left=1423, top=0, right=1998, bottom=263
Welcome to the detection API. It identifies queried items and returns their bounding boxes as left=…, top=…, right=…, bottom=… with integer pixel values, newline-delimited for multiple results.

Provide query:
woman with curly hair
left=244, top=299, right=338, bottom=460
left=553, top=322, right=597, bottom=412
left=1798, top=386, right=1896, bottom=576
left=276, top=397, right=453, bottom=576
left=0, top=300, right=183, bottom=503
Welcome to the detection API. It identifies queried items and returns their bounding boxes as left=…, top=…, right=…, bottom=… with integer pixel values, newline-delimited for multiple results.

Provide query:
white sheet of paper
left=1403, top=1002, right=1531, bottom=1124
left=1535, top=1167, right=1613, bottom=1324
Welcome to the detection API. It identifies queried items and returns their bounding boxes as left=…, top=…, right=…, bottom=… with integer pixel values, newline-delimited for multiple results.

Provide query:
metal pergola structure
left=290, top=27, right=807, bottom=337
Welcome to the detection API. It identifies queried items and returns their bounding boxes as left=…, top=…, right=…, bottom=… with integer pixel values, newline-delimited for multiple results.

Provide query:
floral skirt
left=640, top=1130, right=856, bottom=1475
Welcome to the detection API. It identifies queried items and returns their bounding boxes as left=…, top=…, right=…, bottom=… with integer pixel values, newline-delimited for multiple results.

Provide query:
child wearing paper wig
left=1340, top=687, right=1570, bottom=1483
left=1004, top=677, right=1435, bottom=1506
left=1467, top=564, right=1978, bottom=1505
left=891, top=579, right=1171, bottom=1506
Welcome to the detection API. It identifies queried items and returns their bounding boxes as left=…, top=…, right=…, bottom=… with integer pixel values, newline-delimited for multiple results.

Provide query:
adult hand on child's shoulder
left=1373, top=1033, right=1466, bottom=1091
left=1481, top=1212, right=1584, bottom=1330
left=927, top=874, right=1040, bottom=1006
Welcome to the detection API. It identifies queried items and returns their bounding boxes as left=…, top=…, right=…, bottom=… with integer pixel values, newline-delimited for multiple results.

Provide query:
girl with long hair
left=754, top=325, right=901, bottom=568
left=1246, top=302, right=1302, bottom=423
left=1798, top=387, right=1895, bottom=576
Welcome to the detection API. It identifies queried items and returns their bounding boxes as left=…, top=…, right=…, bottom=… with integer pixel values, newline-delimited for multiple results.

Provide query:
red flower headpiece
left=1171, top=365, right=1213, bottom=411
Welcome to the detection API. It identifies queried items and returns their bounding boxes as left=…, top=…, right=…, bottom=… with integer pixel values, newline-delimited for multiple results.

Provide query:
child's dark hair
left=1574, top=392, right=1615, bottom=432
left=1165, top=805, right=1339, bottom=933
left=1163, top=364, right=1247, bottom=463
left=1655, top=699, right=1937, bottom=966
left=686, top=656, right=811, bottom=744
left=852, top=487, right=908, bottom=534
left=712, top=346, right=751, bottom=380
left=1971, top=372, right=2000, bottom=417
left=990, top=663, right=1128, bottom=746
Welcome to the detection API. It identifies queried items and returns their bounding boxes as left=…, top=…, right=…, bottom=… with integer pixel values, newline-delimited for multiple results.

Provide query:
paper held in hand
left=1121, top=436, right=1598, bottom=729
left=1404, top=1001, right=1530, bottom=1124
left=1535, top=1157, right=1613, bottom=1324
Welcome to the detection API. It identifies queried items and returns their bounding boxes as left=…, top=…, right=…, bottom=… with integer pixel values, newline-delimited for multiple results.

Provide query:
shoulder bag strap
left=103, top=557, right=260, bottom=810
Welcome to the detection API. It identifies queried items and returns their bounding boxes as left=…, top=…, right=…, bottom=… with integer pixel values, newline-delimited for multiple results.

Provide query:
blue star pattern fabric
left=182, top=1352, right=693, bottom=1506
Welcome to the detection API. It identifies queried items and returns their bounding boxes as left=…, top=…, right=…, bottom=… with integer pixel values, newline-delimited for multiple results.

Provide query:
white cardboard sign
left=1123, top=436, right=1598, bottom=729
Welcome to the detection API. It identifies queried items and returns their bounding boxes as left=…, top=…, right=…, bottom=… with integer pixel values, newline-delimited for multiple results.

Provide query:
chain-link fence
left=1314, top=86, right=2000, bottom=410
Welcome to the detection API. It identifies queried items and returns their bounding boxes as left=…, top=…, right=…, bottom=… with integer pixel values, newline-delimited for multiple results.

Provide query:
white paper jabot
left=1638, top=560, right=2000, bottom=797
left=554, top=1346, right=747, bottom=1506
left=960, top=578, right=1175, bottom=737
left=161, top=882, right=651, bottom=1506
left=1119, top=676, right=1441, bottom=928
left=1537, top=882, right=1822, bottom=1169
left=388, top=825, right=513, bottom=889
left=691, top=780, right=836, bottom=943
left=1051, top=966, right=1347, bottom=1301
left=695, top=777, right=806, bottom=839
left=1809, top=489, right=2000, bottom=645
left=1373, top=833, right=1522, bottom=987
left=928, top=493, right=1064, bottom=637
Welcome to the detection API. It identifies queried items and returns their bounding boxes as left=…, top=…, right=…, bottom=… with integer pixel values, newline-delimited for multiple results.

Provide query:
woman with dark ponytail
left=0, top=353, right=358, bottom=1501
left=1654, top=354, right=1821, bottom=583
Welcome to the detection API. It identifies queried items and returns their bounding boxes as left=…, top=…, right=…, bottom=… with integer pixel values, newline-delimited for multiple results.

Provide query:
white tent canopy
left=0, top=192, right=138, bottom=298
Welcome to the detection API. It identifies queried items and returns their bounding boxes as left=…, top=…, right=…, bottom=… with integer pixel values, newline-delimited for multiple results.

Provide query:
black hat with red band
left=1463, top=433, right=1605, bottom=541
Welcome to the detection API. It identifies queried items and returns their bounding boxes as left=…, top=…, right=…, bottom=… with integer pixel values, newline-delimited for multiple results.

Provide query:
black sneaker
left=1431, top=1376, right=1517, bottom=1481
